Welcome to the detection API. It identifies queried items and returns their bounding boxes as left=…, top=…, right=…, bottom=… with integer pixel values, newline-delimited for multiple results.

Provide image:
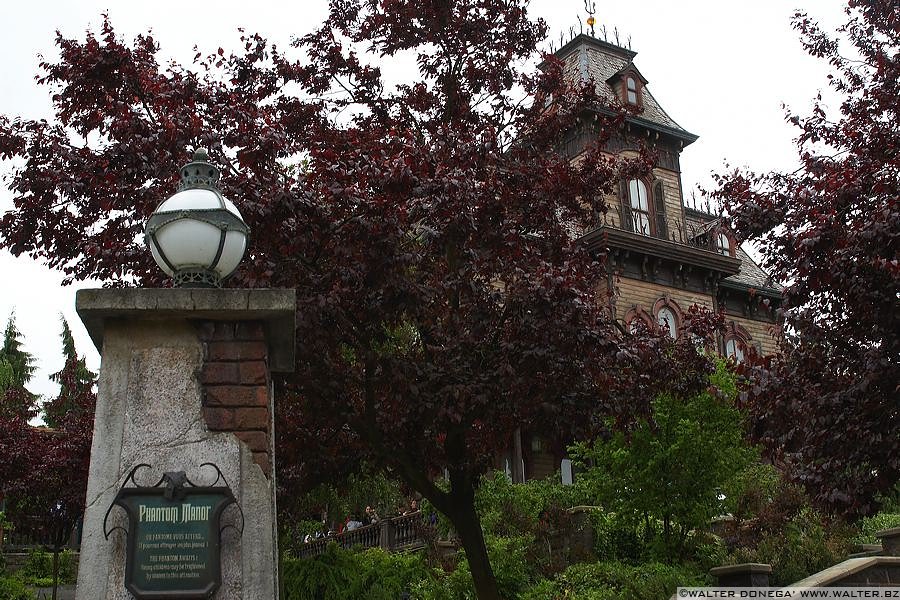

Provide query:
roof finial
left=584, top=0, right=596, bottom=37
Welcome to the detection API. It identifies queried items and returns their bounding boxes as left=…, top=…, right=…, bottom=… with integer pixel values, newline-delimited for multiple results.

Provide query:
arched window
left=626, top=76, right=638, bottom=105
left=724, top=338, right=745, bottom=362
left=628, top=179, right=652, bottom=235
left=652, top=298, right=682, bottom=339
left=657, top=307, right=678, bottom=338
left=624, top=307, right=653, bottom=334
left=722, top=322, right=752, bottom=363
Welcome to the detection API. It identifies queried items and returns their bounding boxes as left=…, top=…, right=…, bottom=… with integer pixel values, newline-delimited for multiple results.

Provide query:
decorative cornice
left=580, top=226, right=741, bottom=276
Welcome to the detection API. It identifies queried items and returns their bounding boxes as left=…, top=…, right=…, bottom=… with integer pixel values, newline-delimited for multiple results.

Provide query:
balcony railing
left=594, top=205, right=727, bottom=252
left=295, top=511, right=427, bottom=559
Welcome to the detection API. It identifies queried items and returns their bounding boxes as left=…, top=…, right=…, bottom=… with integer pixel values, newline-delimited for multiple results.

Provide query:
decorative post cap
left=177, top=147, right=222, bottom=191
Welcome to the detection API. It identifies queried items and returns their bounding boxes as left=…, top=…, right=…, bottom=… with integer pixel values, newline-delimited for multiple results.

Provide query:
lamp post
left=145, top=148, right=249, bottom=287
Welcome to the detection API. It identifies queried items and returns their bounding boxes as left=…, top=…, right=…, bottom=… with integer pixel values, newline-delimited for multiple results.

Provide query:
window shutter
left=653, top=181, right=667, bottom=240
left=619, top=179, right=633, bottom=231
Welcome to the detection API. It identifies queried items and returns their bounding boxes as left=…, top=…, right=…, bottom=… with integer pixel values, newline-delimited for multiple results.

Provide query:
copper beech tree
left=0, top=1, right=721, bottom=597
left=0, top=320, right=95, bottom=600
left=713, top=0, right=899, bottom=518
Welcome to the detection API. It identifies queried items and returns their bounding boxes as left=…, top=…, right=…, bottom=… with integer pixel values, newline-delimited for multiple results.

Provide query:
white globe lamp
left=145, top=148, right=249, bottom=287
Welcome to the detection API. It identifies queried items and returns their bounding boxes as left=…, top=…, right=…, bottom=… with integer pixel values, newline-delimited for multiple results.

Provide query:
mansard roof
left=683, top=207, right=783, bottom=295
left=555, top=34, right=698, bottom=146
left=724, top=247, right=783, bottom=295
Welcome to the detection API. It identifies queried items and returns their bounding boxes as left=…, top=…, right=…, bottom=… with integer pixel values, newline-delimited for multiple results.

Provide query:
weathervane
left=584, top=0, right=597, bottom=37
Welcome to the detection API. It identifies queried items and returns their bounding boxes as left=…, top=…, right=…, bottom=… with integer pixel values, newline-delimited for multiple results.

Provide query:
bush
left=282, top=544, right=435, bottom=600
left=571, top=361, right=756, bottom=563
left=520, top=560, right=707, bottom=600
left=474, top=472, right=586, bottom=540
left=0, top=577, right=33, bottom=600
left=729, top=507, right=853, bottom=586
left=18, top=549, right=76, bottom=586
left=852, top=512, right=900, bottom=545
left=408, top=534, right=537, bottom=600
left=590, top=511, right=645, bottom=563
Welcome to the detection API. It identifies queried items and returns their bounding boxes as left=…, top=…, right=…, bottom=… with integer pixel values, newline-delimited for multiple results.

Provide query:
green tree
left=0, top=314, right=35, bottom=393
left=44, top=316, right=95, bottom=428
left=572, top=361, right=755, bottom=562
left=0, top=313, right=37, bottom=422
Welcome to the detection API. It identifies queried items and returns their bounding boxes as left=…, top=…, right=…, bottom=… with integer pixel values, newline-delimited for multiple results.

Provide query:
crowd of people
left=301, top=499, right=422, bottom=544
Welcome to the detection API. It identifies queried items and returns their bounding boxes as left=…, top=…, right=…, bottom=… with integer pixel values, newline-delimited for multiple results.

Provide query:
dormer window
left=715, top=230, right=735, bottom=257
left=626, top=76, right=638, bottom=105
left=607, top=65, right=647, bottom=109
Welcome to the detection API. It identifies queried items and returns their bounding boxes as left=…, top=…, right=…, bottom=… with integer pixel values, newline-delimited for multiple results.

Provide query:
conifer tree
left=0, top=313, right=35, bottom=392
left=44, top=316, right=95, bottom=428
left=0, top=313, right=37, bottom=422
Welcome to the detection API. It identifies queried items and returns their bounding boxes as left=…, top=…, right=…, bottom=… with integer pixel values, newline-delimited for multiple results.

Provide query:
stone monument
left=73, top=150, right=295, bottom=599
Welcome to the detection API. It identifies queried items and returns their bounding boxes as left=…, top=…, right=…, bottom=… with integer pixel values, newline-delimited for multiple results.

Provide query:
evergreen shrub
left=519, top=560, right=706, bottom=600
left=19, top=549, right=76, bottom=585
left=282, top=544, right=434, bottom=600
left=852, top=513, right=900, bottom=545
left=0, top=577, right=33, bottom=600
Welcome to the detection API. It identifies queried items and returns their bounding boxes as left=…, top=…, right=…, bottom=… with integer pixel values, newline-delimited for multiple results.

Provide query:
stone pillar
left=876, top=528, right=900, bottom=556
left=74, top=288, right=295, bottom=600
left=709, top=563, right=772, bottom=588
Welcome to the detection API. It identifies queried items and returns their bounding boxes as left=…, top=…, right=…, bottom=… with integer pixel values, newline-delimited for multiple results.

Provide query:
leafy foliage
left=282, top=545, right=435, bottom=600
left=473, top=472, right=587, bottom=540
left=571, top=361, right=755, bottom=561
left=0, top=314, right=37, bottom=424
left=0, top=577, right=34, bottom=600
left=0, top=314, right=38, bottom=504
left=711, top=0, right=899, bottom=517
left=519, top=561, right=707, bottom=600
left=18, top=549, right=77, bottom=586
left=0, top=322, right=95, bottom=598
left=468, top=473, right=591, bottom=576
left=428, top=534, right=539, bottom=600
left=851, top=512, right=900, bottom=545
left=0, top=315, right=35, bottom=395
left=721, top=463, right=855, bottom=585
left=729, top=507, right=853, bottom=586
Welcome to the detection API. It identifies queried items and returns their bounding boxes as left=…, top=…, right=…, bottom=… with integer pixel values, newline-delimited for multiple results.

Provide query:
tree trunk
left=447, top=497, right=501, bottom=600
left=52, top=546, right=60, bottom=600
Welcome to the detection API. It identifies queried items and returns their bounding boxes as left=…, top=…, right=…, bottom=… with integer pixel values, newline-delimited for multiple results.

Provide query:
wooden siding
left=614, top=277, right=714, bottom=320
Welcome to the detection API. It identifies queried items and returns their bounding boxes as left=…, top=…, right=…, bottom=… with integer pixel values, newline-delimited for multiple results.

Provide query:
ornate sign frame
left=104, top=463, right=244, bottom=599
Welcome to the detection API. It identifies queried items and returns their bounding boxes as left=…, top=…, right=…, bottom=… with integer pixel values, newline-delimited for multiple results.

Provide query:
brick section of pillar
left=197, top=321, right=272, bottom=476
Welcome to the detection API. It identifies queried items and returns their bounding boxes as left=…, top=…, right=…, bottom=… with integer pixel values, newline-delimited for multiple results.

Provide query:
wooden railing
left=1, top=518, right=81, bottom=552
left=296, top=511, right=427, bottom=559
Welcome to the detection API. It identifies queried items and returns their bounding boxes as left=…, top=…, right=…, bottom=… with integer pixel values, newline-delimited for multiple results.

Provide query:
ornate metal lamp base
left=173, top=268, right=222, bottom=288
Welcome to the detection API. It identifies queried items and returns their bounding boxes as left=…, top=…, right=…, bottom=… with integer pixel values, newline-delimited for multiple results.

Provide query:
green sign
left=106, top=467, right=239, bottom=600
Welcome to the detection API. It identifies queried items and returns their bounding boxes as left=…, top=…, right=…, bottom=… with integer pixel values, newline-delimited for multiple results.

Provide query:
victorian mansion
left=506, top=33, right=783, bottom=483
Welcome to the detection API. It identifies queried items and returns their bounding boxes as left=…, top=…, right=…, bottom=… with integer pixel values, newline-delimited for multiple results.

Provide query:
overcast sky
left=0, top=0, right=847, bottom=405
